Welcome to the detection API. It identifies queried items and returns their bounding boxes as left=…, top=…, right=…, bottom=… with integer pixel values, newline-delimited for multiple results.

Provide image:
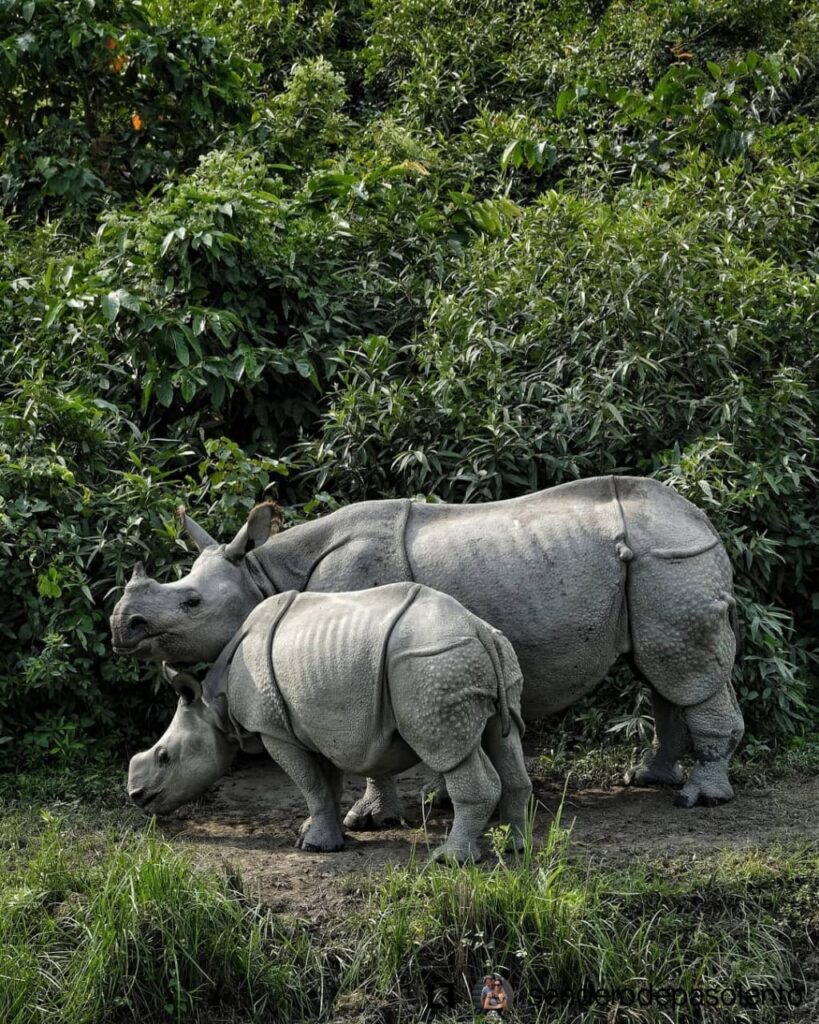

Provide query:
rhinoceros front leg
left=343, top=775, right=405, bottom=830
left=624, top=689, right=690, bottom=787
left=260, top=736, right=345, bottom=852
left=432, top=745, right=501, bottom=864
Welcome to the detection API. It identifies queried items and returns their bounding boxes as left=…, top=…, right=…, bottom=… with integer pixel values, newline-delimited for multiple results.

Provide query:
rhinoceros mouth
left=133, top=788, right=164, bottom=811
left=112, top=633, right=163, bottom=656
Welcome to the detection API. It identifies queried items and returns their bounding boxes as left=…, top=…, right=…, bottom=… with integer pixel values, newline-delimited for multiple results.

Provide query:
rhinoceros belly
left=405, top=478, right=630, bottom=716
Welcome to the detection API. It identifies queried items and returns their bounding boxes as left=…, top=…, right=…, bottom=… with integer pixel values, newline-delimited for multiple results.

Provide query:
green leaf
left=156, top=378, right=173, bottom=407
left=209, top=377, right=226, bottom=407
left=501, top=140, right=522, bottom=169
left=101, top=292, right=121, bottom=322
left=174, top=336, right=190, bottom=367
left=37, top=571, right=62, bottom=599
left=556, top=87, right=573, bottom=119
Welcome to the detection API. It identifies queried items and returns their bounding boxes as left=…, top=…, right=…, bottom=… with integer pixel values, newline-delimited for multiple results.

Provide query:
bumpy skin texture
left=111, top=476, right=744, bottom=814
left=224, top=583, right=529, bottom=861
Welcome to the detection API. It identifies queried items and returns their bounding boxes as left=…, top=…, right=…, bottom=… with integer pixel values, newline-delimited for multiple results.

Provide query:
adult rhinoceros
left=111, top=476, right=744, bottom=814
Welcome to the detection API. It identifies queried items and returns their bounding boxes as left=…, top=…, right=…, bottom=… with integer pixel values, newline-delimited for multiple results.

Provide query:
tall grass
left=0, top=823, right=325, bottom=1023
left=345, top=805, right=804, bottom=1022
left=0, top=808, right=811, bottom=1022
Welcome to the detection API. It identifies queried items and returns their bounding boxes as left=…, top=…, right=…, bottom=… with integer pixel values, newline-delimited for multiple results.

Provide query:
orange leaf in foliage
left=671, top=41, right=695, bottom=59
left=111, top=54, right=127, bottom=73
left=105, top=36, right=117, bottom=50
left=131, top=113, right=143, bottom=131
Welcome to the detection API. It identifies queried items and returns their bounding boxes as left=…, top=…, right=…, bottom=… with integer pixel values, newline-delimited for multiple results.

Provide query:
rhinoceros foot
left=624, top=755, right=685, bottom=788
left=343, top=778, right=406, bottom=831
left=674, top=763, right=734, bottom=809
left=344, top=810, right=404, bottom=831
left=295, top=815, right=345, bottom=852
left=431, top=838, right=483, bottom=864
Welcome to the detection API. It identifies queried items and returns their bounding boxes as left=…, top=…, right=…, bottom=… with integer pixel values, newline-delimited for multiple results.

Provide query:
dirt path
left=160, top=755, right=819, bottom=917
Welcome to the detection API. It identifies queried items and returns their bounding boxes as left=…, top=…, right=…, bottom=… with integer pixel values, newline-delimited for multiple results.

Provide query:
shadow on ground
left=158, top=747, right=819, bottom=916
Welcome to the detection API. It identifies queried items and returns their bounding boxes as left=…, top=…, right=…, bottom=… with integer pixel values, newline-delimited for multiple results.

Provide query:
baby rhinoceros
left=128, top=582, right=531, bottom=862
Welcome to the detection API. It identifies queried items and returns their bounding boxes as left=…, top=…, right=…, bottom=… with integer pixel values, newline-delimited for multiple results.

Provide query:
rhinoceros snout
left=111, top=612, right=151, bottom=652
left=129, top=786, right=161, bottom=810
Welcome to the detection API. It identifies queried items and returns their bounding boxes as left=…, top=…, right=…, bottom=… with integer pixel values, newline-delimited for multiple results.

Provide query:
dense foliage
left=1, top=0, right=817, bottom=762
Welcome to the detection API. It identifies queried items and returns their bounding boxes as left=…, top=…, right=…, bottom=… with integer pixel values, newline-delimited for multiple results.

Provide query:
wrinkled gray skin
left=129, top=584, right=531, bottom=862
left=113, top=476, right=744, bottom=817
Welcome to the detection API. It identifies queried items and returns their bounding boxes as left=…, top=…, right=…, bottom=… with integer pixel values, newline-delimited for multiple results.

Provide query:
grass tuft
left=0, top=821, right=324, bottom=1023
left=0, top=801, right=814, bottom=1022
left=345, top=802, right=806, bottom=1022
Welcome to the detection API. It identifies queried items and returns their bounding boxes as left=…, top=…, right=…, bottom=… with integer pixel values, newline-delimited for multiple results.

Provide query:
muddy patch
left=158, top=754, right=819, bottom=915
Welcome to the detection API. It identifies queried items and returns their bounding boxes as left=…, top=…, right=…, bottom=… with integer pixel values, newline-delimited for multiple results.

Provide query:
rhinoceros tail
left=729, top=596, right=744, bottom=660
left=478, top=625, right=524, bottom=738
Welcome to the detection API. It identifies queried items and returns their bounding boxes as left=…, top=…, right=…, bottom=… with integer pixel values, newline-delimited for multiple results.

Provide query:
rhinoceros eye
left=181, top=596, right=201, bottom=610
left=156, top=747, right=170, bottom=765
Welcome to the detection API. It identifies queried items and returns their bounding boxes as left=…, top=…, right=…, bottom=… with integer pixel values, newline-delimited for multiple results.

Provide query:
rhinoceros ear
left=224, top=501, right=281, bottom=563
left=162, top=662, right=203, bottom=705
left=175, top=505, right=217, bottom=552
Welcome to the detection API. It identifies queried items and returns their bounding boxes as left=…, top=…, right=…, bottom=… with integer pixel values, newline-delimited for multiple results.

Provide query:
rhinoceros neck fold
left=242, top=550, right=277, bottom=598
left=259, top=590, right=300, bottom=737
left=245, top=499, right=415, bottom=595
left=202, top=627, right=247, bottom=703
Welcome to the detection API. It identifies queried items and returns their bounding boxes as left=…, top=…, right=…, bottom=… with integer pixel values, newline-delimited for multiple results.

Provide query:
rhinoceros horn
left=175, top=505, right=217, bottom=552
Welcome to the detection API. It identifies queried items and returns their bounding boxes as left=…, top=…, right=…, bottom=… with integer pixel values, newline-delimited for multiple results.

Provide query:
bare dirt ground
left=158, top=740, right=819, bottom=917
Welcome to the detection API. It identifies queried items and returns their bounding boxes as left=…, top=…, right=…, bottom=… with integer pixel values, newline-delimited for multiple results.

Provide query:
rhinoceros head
left=110, top=502, right=280, bottom=664
left=128, top=664, right=236, bottom=815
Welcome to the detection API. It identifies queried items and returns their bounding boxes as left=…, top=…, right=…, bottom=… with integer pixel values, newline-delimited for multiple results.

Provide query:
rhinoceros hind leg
left=481, top=716, right=531, bottom=850
left=675, top=681, right=744, bottom=808
left=261, top=736, right=345, bottom=852
left=627, top=547, right=740, bottom=806
left=432, top=746, right=501, bottom=864
left=624, top=689, right=689, bottom=787
left=344, top=776, right=405, bottom=831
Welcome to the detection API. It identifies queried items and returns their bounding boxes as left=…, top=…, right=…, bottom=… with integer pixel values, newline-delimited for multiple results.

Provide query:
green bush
left=0, top=0, right=255, bottom=220
left=301, top=167, right=818, bottom=733
left=0, top=0, right=816, bottom=760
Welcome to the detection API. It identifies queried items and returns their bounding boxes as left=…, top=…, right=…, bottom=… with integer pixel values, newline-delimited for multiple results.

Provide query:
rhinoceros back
left=404, top=476, right=631, bottom=714
left=230, top=583, right=423, bottom=770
